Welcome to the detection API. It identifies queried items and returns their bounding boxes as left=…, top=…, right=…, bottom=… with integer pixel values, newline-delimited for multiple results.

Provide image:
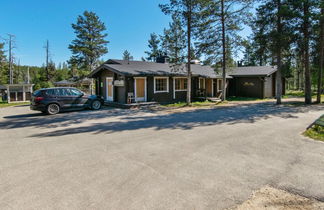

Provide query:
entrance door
left=206, top=79, right=213, bottom=97
left=135, top=77, right=146, bottom=102
left=106, top=77, right=114, bottom=101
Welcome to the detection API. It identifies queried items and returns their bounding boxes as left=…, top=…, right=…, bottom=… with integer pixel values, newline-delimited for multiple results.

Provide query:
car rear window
left=45, top=89, right=56, bottom=96
left=32, top=90, right=42, bottom=96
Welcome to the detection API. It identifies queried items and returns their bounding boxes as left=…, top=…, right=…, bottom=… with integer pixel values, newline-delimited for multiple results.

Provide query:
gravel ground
left=0, top=101, right=324, bottom=209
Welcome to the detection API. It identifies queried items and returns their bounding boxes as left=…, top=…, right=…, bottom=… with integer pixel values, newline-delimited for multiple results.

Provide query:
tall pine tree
left=160, top=14, right=186, bottom=64
left=0, top=42, right=8, bottom=84
left=195, top=0, right=254, bottom=101
left=160, top=0, right=204, bottom=104
left=69, top=11, right=108, bottom=76
left=145, top=33, right=162, bottom=62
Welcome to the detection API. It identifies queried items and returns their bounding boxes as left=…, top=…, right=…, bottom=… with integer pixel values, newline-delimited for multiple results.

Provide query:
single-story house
left=89, top=59, right=228, bottom=104
left=89, top=59, right=284, bottom=104
left=228, top=66, right=285, bottom=98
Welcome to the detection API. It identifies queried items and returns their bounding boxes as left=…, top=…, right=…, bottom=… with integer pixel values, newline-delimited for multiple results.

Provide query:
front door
left=135, top=78, right=146, bottom=102
left=106, top=77, right=114, bottom=101
left=206, top=79, right=213, bottom=97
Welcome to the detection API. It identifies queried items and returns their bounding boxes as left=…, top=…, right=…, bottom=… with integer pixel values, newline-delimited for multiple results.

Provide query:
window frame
left=154, top=77, right=169, bottom=93
left=174, top=77, right=188, bottom=91
left=199, top=77, right=206, bottom=89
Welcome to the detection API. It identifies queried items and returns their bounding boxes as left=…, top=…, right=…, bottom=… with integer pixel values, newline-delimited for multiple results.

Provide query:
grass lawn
left=0, top=98, right=30, bottom=108
left=226, top=96, right=267, bottom=101
left=304, top=115, right=324, bottom=142
left=304, top=126, right=324, bottom=142
left=284, top=90, right=324, bottom=102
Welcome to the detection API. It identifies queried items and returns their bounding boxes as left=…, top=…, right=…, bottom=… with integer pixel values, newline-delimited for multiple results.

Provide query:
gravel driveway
left=0, top=102, right=323, bottom=209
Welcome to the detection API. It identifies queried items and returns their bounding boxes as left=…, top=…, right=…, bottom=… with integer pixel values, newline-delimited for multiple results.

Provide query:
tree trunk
left=304, top=0, right=312, bottom=104
left=317, top=6, right=324, bottom=103
left=221, top=0, right=226, bottom=101
left=186, top=1, right=192, bottom=105
left=276, top=0, right=283, bottom=105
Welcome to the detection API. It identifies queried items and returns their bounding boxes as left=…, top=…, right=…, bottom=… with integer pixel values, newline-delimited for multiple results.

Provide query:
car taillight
left=34, top=97, right=44, bottom=102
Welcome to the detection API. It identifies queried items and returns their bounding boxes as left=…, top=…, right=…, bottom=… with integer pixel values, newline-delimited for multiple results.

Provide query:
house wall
left=115, top=74, right=127, bottom=104
left=233, top=77, right=264, bottom=98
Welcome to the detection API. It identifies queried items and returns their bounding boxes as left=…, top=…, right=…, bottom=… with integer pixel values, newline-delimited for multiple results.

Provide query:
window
left=57, top=88, right=70, bottom=96
left=154, top=77, right=169, bottom=93
left=175, top=78, right=187, bottom=91
left=69, top=88, right=83, bottom=96
left=199, top=78, right=205, bottom=89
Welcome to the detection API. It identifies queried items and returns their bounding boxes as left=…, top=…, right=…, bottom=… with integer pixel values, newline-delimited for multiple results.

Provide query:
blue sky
left=0, top=0, right=251, bottom=67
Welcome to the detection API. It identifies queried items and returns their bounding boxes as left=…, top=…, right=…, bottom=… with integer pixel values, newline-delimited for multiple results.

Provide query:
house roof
left=54, top=80, right=76, bottom=85
left=89, top=59, right=277, bottom=78
left=89, top=59, right=228, bottom=78
left=227, top=66, right=277, bottom=77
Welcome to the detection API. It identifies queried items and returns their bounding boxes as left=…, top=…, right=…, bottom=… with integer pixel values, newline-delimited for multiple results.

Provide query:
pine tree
left=122, top=50, right=134, bottom=61
left=289, top=0, right=318, bottom=104
left=0, top=42, right=8, bottom=84
left=318, top=2, right=324, bottom=103
left=145, top=33, right=161, bottom=62
left=253, top=0, right=295, bottom=104
left=195, top=0, right=254, bottom=101
left=160, top=14, right=186, bottom=64
left=68, top=11, right=108, bottom=75
left=160, top=0, right=204, bottom=104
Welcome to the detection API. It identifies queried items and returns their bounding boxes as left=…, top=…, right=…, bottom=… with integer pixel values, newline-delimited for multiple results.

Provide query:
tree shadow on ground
left=7, top=102, right=319, bottom=138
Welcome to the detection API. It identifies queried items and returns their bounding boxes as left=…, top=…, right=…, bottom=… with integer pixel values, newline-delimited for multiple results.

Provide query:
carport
left=6, top=84, right=34, bottom=103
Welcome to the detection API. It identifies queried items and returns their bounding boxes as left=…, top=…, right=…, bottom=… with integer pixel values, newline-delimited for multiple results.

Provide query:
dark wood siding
left=234, top=77, right=264, bottom=98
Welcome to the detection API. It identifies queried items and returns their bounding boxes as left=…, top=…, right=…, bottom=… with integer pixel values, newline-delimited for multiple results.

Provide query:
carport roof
left=228, top=66, right=277, bottom=77
left=89, top=59, right=230, bottom=78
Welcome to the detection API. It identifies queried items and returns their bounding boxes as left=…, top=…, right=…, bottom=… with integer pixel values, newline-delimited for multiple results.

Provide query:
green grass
left=0, top=98, right=30, bottom=108
left=163, top=100, right=219, bottom=108
left=304, top=126, right=324, bottom=142
left=284, top=90, right=324, bottom=102
left=226, top=96, right=266, bottom=101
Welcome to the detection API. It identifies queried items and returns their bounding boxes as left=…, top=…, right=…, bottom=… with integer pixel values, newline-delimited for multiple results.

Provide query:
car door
left=69, top=88, right=88, bottom=108
left=56, top=88, right=75, bottom=109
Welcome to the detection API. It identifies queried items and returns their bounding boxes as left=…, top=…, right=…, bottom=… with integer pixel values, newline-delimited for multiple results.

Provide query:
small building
left=5, top=84, right=34, bottom=103
left=89, top=59, right=285, bottom=104
left=228, top=66, right=285, bottom=98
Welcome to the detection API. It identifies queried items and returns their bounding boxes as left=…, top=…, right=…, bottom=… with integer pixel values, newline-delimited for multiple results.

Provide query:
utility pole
left=7, top=34, right=15, bottom=84
left=27, top=67, right=30, bottom=84
left=44, top=40, right=50, bottom=81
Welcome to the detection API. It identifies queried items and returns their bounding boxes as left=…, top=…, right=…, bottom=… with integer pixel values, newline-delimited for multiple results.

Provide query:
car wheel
left=91, top=100, right=102, bottom=110
left=46, top=103, right=60, bottom=115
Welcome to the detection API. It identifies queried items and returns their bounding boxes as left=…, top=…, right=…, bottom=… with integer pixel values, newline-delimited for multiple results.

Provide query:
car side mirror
left=79, top=93, right=84, bottom=97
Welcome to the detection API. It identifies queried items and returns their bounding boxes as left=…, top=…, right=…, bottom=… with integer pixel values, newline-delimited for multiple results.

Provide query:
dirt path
left=229, top=186, right=324, bottom=210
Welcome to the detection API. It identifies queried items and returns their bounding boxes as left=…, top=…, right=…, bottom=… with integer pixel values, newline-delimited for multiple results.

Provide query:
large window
left=154, top=77, right=169, bottom=93
left=175, top=78, right=187, bottom=91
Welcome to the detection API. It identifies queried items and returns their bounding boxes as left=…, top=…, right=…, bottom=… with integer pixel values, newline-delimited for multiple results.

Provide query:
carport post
left=7, top=86, right=10, bottom=103
left=23, top=85, right=26, bottom=101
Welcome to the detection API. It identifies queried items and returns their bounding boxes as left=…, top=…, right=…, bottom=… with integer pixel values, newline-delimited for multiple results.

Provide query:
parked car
left=30, top=87, right=104, bottom=115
